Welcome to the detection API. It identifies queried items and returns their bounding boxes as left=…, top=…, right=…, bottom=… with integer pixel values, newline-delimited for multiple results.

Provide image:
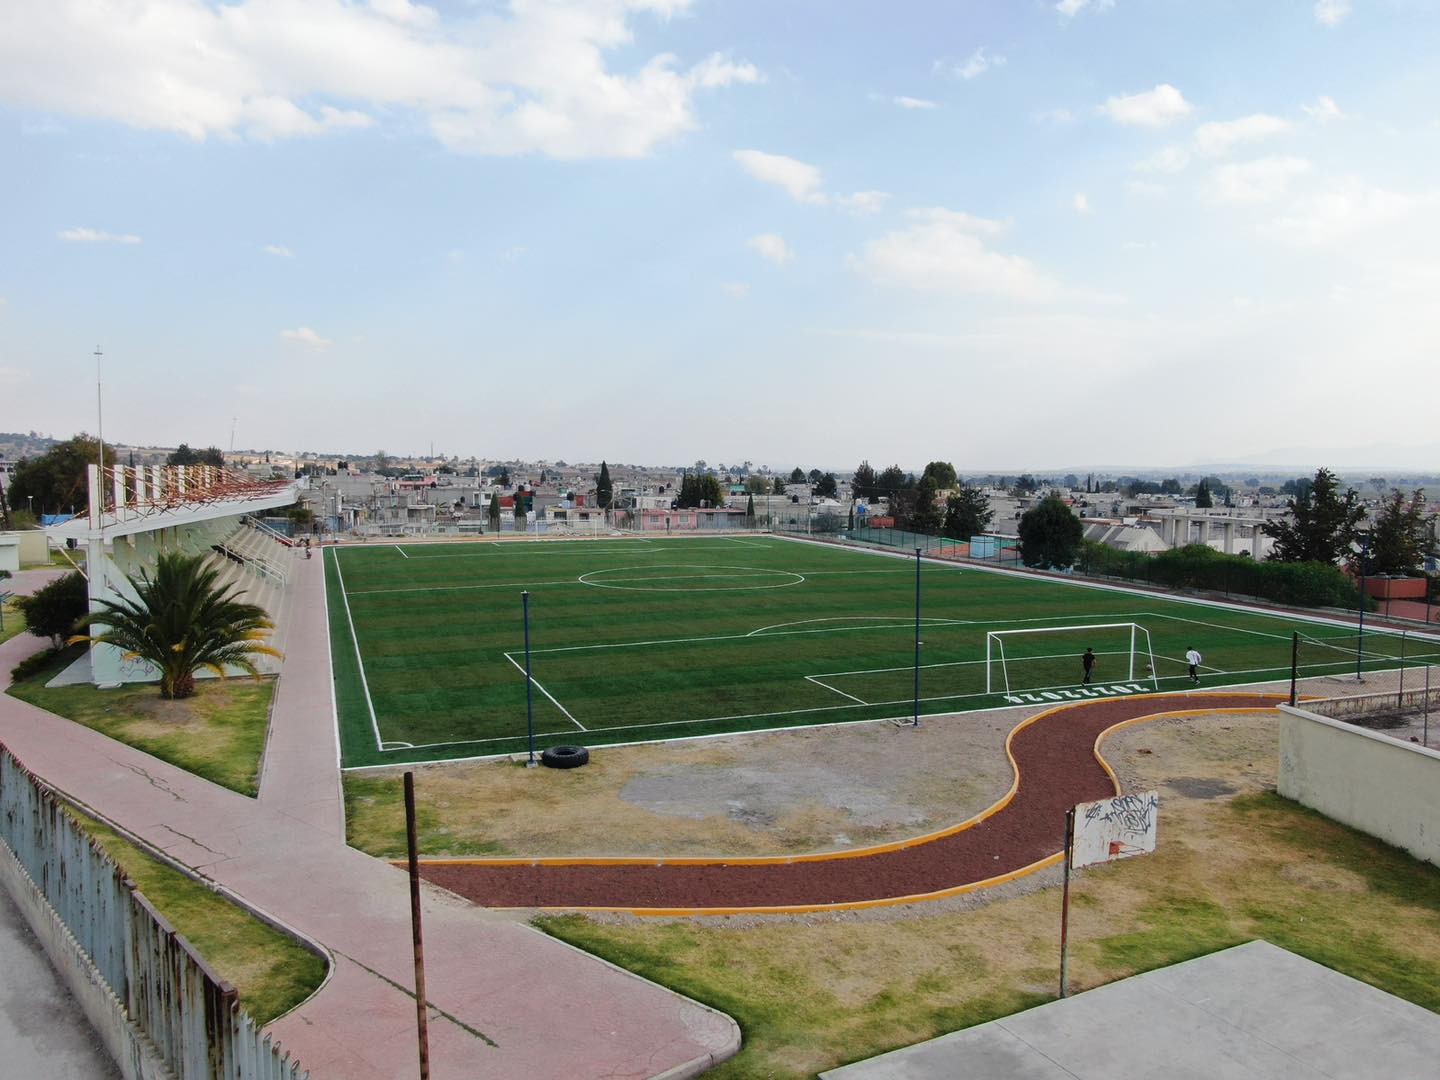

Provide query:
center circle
left=577, top=564, right=806, bottom=592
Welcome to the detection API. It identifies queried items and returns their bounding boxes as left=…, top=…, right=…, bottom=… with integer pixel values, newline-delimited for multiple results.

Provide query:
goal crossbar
left=985, top=622, right=1158, bottom=695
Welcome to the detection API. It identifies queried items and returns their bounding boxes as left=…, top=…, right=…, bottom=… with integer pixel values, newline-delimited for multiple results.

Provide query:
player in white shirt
left=1184, top=647, right=1203, bottom=684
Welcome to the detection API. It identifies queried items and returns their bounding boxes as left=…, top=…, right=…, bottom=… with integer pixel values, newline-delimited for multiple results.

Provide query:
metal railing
left=0, top=747, right=307, bottom=1080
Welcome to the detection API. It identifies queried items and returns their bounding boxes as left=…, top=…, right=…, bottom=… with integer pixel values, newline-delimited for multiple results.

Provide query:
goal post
left=985, top=623, right=1159, bottom=695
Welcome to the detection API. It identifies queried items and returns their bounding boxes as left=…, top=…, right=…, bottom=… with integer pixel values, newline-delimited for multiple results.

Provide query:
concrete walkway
left=823, top=940, right=1440, bottom=1079
left=0, top=556, right=739, bottom=1080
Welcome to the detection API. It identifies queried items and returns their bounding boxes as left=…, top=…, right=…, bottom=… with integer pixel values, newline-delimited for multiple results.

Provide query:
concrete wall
left=1278, top=704, right=1440, bottom=868
left=0, top=836, right=169, bottom=1080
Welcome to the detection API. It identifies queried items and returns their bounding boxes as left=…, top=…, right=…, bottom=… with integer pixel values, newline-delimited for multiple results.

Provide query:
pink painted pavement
left=0, top=557, right=739, bottom=1080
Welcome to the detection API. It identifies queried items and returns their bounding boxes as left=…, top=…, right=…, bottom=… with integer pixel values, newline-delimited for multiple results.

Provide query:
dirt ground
left=347, top=706, right=1031, bottom=858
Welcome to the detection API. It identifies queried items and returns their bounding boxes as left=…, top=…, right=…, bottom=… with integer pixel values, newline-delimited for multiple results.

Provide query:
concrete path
left=0, top=880, right=121, bottom=1080
left=0, top=557, right=739, bottom=1080
left=822, top=940, right=1440, bottom=1079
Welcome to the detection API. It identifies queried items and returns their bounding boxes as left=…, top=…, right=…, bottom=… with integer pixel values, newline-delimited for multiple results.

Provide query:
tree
left=744, top=475, right=769, bottom=495
left=1264, top=467, right=1365, bottom=565
left=14, top=572, right=87, bottom=647
left=772, top=476, right=786, bottom=495
left=745, top=493, right=756, bottom=526
left=499, top=467, right=511, bottom=487
left=70, top=552, right=279, bottom=699
left=595, top=461, right=613, bottom=509
left=1368, top=489, right=1428, bottom=576
left=200, top=446, right=225, bottom=466
left=876, top=465, right=908, bottom=496
left=908, top=475, right=944, bottom=535
left=852, top=461, right=877, bottom=500
left=814, top=472, right=838, bottom=499
left=1281, top=476, right=1313, bottom=500
left=167, top=443, right=201, bottom=466
left=1160, top=478, right=1183, bottom=495
left=1012, top=474, right=1040, bottom=495
left=1018, top=495, right=1082, bottom=569
left=943, top=483, right=993, bottom=540
left=921, top=461, right=957, bottom=489
left=7, top=434, right=120, bottom=516
left=1194, top=479, right=1214, bottom=509
left=374, top=450, right=390, bottom=473
left=488, top=488, right=502, bottom=532
left=807, top=468, right=823, bottom=484
left=789, top=467, right=806, bottom=484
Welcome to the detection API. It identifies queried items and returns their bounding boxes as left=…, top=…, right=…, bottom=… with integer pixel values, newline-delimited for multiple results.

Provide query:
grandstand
left=45, top=463, right=299, bottom=687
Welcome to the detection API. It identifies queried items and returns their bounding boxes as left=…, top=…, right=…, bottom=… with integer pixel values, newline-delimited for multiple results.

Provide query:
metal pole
left=1356, top=535, right=1368, bottom=682
left=403, top=772, right=431, bottom=1080
left=95, top=346, right=105, bottom=510
left=1424, top=666, right=1431, bottom=748
left=1059, top=806, right=1076, bottom=998
left=913, top=547, right=922, bottom=727
left=523, top=591, right=536, bottom=767
left=1289, top=631, right=1299, bottom=707
left=1398, top=631, right=1407, bottom=707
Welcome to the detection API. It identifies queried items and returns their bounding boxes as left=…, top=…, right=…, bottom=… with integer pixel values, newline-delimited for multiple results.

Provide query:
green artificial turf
left=327, top=535, right=1438, bottom=767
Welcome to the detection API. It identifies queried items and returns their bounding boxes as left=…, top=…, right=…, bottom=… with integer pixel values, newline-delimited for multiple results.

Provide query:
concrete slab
left=822, top=941, right=1440, bottom=1080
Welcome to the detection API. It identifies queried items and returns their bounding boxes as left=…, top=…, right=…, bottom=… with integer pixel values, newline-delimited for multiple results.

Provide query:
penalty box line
left=503, top=652, right=587, bottom=732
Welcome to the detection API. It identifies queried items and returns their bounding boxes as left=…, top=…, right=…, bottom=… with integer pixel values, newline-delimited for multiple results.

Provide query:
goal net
left=986, top=623, right=1159, bottom=695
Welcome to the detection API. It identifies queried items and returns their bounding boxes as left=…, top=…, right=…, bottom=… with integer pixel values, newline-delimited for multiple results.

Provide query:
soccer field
left=325, top=535, right=1439, bottom=768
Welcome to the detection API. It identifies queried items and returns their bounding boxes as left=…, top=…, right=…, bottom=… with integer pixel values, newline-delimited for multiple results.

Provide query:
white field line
left=395, top=545, right=409, bottom=558
left=503, top=652, right=587, bottom=732
left=726, top=536, right=773, bottom=548
left=322, top=544, right=343, bottom=771
left=812, top=647, right=1136, bottom=679
left=804, top=675, right=870, bottom=704
left=346, top=566, right=905, bottom=597
left=330, top=549, right=384, bottom=751
left=348, top=579, right=581, bottom=596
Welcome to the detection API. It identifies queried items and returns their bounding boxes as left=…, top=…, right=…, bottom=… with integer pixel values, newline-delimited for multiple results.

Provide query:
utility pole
left=95, top=346, right=105, bottom=498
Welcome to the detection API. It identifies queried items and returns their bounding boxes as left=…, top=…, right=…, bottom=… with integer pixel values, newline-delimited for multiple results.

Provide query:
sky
left=1, top=0, right=1438, bottom=471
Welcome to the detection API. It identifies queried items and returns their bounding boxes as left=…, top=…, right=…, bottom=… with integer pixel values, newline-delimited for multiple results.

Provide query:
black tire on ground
left=540, top=745, right=590, bottom=769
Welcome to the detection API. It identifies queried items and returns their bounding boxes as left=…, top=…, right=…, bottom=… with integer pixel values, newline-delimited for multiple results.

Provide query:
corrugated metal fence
left=0, top=746, right=307, bottom=1080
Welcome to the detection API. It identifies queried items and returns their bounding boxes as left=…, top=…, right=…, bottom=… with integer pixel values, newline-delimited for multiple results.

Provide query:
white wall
left=1278, top=705, right=1440, bottom=868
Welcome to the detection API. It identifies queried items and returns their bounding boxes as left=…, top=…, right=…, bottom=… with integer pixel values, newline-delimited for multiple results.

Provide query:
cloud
left=733, top=149, right=825, bottom=203
left=1314, top=0, right=1351, bottom=27
left=747, top=233, right=793, bottom=265
left=1302, top=95, right=1343, bottom=122
left=1210, top=156, right=1312, bottom=204
left=280, top=326, right=334, bottom=348
left=848, top=208, right=1065, bottom=302
left=263, top=244, right=294, bottom=258
left=1072, top=192, right=1092, bottom=214
left=892, top=96, right=938, bottom=110
left=1132, top=145, right=1190, bottom=174
left=58, top=227, right=140, bottom=244
left=1268, top=181, right=1435, bottom=245
left=1056, top=0, right=1116, bottom=17
left=733, top=149, right=888, bottom=213
left=1100, top=84, right=1193, bottom=127
left=1193, top=114, right=1290, bottom=156
left=0, top=366, right=28, bottom=387
left=833, top=191, right=890, bottom=215
left=1032, top=107, right=1076, bottom=125
left=0, top=1, right=759, bottom=159
left=935, top=48, right=1006, bottom=81
left=720, top=281, right=749, bottom=297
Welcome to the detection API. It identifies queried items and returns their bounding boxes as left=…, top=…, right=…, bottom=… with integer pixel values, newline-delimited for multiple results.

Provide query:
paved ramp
left=823, top=940, right=1440, bottom=1079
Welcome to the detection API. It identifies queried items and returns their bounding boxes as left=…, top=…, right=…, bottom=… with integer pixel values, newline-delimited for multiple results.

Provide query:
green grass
left=7, top=647, right=275, bottom=796
left=327, top=536, right=1439, bottom=767
left=66, top=806, right=327, bottom=1024
left=534, top=791, right=1440, bottom=1079
left=0, top=595, right=24, bottom=644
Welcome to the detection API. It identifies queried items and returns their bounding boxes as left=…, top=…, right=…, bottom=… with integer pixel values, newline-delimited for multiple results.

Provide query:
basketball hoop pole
left=912, top=547, right=921, bottom=727
left=1059, top=806, right=1076, bottom=998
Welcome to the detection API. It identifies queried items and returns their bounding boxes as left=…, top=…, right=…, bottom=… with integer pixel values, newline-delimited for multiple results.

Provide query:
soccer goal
left=985, top=623, right=1159, bottom=695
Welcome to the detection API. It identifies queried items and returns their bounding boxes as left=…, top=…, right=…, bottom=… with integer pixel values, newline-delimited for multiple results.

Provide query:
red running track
left=419, top=693, right=1280, bottom=913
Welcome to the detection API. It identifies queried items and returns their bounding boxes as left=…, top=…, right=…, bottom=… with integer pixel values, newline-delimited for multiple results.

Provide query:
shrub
left=14, top=571, right=88, bottom=647
left=10, top=646, right=61, bottom=684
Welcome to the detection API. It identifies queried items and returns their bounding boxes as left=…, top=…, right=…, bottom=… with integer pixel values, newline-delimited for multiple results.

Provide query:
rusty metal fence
left=0, top=746, right=306, bottom=1080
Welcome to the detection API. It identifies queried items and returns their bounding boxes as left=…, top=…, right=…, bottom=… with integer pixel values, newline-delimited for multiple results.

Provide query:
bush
left=1076, top=541, right=1367, bottom=610
left=14, top=571, right=88, bottom=647
left=10, top=646, right=61, bottom=684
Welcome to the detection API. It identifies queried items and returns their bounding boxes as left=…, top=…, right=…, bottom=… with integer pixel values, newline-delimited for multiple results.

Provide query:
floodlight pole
left=1059, top=806, right=1076, bottom=999
left=523, top=590, right=536, bottom=767
left=1289, top=631, right=1300, bottom=707
left=912, top=547, right=922, bottom=727
left=1356, top=533, right=1369, bottom=682
left=95, top=346, right=105, bottom=500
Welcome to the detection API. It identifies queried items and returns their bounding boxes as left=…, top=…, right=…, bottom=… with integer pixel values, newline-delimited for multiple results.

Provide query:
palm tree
left=70, top=551, right=281, bottom=699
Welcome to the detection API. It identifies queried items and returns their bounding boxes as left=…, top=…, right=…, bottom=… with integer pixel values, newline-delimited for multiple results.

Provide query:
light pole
left=522, top=591, right=536, bottom=767
left=1356, top=532, right=1370, bottom=682
left=912, top=548, right=922, bottom=727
